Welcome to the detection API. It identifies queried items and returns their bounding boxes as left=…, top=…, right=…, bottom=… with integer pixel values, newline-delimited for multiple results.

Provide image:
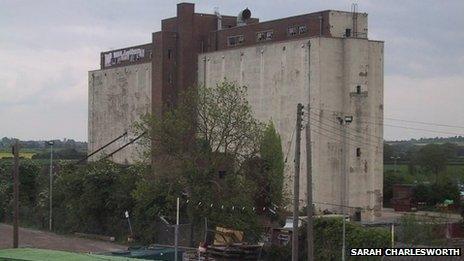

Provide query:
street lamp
left=46, top=140, right=54, bottom=231
left=390, top=156, right=400, bottom=174
left=337, top=115, right=352, bottom=261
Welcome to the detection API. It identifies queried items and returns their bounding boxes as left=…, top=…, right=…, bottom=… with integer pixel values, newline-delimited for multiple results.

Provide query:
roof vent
left=237, top=8, right=251, bottom=26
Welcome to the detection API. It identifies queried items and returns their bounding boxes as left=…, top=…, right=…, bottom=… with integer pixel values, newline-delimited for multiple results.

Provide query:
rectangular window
left=257, top=30, right=273, bottom=42
left=356, top=148, right=361, bottom=157
left=227, top=35, right=244, bottom=46
left=167, top=49, right=172, bottom=60
left=299, top=25, right=308, bottom=34
left=345, top=28, right=351, bottom=37
left=356, top=85, right=361, bottom=94
left=287, top=26, right=298, bottom=36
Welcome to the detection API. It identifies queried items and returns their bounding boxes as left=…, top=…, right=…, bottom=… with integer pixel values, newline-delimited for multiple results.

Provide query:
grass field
left=0, top=151, right=36, bottom=159
left=384, top=163, right=464, bottom=183
left=0, top=248, right=148, bottom=261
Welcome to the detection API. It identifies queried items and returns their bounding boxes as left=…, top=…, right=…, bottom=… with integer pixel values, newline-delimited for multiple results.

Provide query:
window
left=287, top=26, right=298, bottom=36
left=356, top=148, right=361, bottom=157
left=218, top=170, right=226, bottom=179
left=167, top=49, right=172, bottom=60
left=227, top=35, right=244, bottom=46
left=257, top=30, right=273, bottom=42
left=345, top=28, right=351, bottom=37
left=299, top=25, right=308, bottom=34
left=356, top=85, right=361, bottom=94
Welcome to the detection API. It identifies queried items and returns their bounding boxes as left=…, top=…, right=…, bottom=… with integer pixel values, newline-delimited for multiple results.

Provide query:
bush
left=53, top=161, right=140, bottom=239
left=265, top=217, right=390, bottom=260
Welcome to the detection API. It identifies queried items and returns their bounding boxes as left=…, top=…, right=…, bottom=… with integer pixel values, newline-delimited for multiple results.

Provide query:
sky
left=0, top=0, right=463, bottom=142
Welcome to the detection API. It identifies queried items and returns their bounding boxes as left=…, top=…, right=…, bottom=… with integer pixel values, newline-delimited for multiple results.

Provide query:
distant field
left=0, top=151, right=36, bottom=159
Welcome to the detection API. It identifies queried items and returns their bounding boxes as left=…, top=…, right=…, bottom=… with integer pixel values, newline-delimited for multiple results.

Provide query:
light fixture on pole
left=46, top=140, right=54, bottom=231
left=337, top=115, right=352, bottom=261
left=390, top=156, right=400, bottom=173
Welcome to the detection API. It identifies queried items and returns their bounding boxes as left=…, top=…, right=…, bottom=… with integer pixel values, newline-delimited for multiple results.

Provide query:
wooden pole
left=292, top=103, right=303, bottom=261
left=306, top=106, right=314, bottom=261
left=12, top=141, right=19, bottom=248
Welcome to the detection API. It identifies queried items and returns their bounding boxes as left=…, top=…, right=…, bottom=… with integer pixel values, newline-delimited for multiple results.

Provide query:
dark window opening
left=227, top=35, right=244, bottom=46
left=257, top=30, right=273, bottom=42
left=356, top=148, right=361, bottom=157
left=287, top=26, right=298, bottom=36
left=299, top=25, right=308, bottom=34
left=356, top=85, right=361, bottom=94
left=167, top=49, right=172, bottom=60
left=168, top=73, right=172, bottom=84
left=218, top=170, right=226, bottom=179
left=345, top=28, right=351, bottom=37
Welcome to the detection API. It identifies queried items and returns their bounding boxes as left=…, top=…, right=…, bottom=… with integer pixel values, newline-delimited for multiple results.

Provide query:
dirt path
left=0, top=223, right=127, bottom=253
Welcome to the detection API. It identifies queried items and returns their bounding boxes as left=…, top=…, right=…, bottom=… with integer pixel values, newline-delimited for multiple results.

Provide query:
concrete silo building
left=88, top=2, right=384, bottom=219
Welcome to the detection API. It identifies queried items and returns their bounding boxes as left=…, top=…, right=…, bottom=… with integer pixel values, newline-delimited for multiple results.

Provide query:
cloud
left=0, top=0, right=463, bottom=141
left=384, top=75, right=464, bottom=140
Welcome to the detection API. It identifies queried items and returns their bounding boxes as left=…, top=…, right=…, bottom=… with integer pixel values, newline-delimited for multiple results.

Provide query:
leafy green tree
left=134, top=81, right=267, bottom=244
left=418, top=144, right=447, bottom=181
left=53, top=161, right=139, bottom=238
left=265, top=217, right=389, bottom=260
left=248, top=122, right=285, bottom=208
left=383, top=143, right=394, bottom=162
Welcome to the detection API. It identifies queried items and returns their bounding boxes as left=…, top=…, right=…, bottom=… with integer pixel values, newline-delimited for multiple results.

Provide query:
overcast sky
left=0, top=0, right=463, bottom=142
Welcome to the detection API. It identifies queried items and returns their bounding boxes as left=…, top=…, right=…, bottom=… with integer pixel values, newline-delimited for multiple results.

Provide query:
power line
left=308, top=112, right=384, bottom=144
left=384, top=117, right=464, bottom=130
left=284, top=125, right=297, bottom=163
left=309, top=119, right=382, bottom=149
left=308, top=106, right=464, bottom=136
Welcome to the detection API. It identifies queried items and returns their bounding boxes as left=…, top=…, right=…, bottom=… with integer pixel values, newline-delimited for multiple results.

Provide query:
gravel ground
left=0, top=223, right=127, bottom=253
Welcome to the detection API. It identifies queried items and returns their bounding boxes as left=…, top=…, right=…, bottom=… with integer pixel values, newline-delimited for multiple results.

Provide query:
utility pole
left=292, top=103, right=304, bottom=261
left=338, top=115, right=352, bottom=261
left=47, top=141, right=54, bottom=231
left=391, top=156, right=400, bottom=174
left=305, top=106, right=314, bottom=261
left=12, top=141, right=19, bottom=248
left=174, top=197, right=179, bottom=261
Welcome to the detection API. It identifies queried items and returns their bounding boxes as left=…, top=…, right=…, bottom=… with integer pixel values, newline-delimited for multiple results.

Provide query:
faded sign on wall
left=104, top=48, right=145, bottom=67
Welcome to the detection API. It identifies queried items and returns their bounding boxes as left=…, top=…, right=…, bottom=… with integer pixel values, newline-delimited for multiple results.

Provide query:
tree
left=417, top=144, right=447, bottom=181
left=251, top=122, right=285, bottom=207
left=134, top=81, right=268, bottom=243
left=53, top=161, right=139, bottom=238
left=383, top=143, right=394, bottom=162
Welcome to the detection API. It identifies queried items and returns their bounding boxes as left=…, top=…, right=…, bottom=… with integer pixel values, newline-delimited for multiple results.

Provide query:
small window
left=227, top=35, right=244, bottom=46
left=356, top=85, right=361, bottom=94
left=168, top=73, right=172, bottom=84
left=356, top=148, right=361, bottom=157
left=218, top=170, right=226, bottom=179
left=345, top=28, right=351, bottom=37
left=167, top=49, right=172, bottom=60
left=299, top=25, right=308, bottom=34
left=287, top=26, right=298, bottom=36
left=257, top=30, right=273, bottom=42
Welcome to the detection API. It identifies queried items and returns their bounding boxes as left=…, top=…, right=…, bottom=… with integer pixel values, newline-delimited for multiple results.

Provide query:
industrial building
left=88, top=3, right=384, bottom=219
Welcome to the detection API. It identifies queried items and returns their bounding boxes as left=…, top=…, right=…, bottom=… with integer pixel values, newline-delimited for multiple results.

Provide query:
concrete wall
left=198, top=36, right=383, bottom=218
left=88, top=63, right=151, bottom=164
left=328, top=11, right=368, bottom=38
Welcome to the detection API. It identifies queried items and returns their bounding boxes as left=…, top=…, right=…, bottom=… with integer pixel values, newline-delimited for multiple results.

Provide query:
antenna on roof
left=351, top=3, right=358, bottom=38
left=214, top=7, right=222, bottom=30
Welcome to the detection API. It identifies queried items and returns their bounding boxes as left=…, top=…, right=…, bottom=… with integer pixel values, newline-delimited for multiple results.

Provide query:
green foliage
left=259, top=122, right=285, bottom=206
left=32, top=148, right=86, bottom=160
left=418, top=144, right=448, bottom=179
left=133, top=81, right=278, bottom=244
left=0, top=160, right=41, bottom=222
left=398, top=214, right=445, bottom=245
left=265, top=218, right=390, bottom=260
left=53, top=161, right=140, bottom=238
left=383, top=171, right=406, bottom=205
